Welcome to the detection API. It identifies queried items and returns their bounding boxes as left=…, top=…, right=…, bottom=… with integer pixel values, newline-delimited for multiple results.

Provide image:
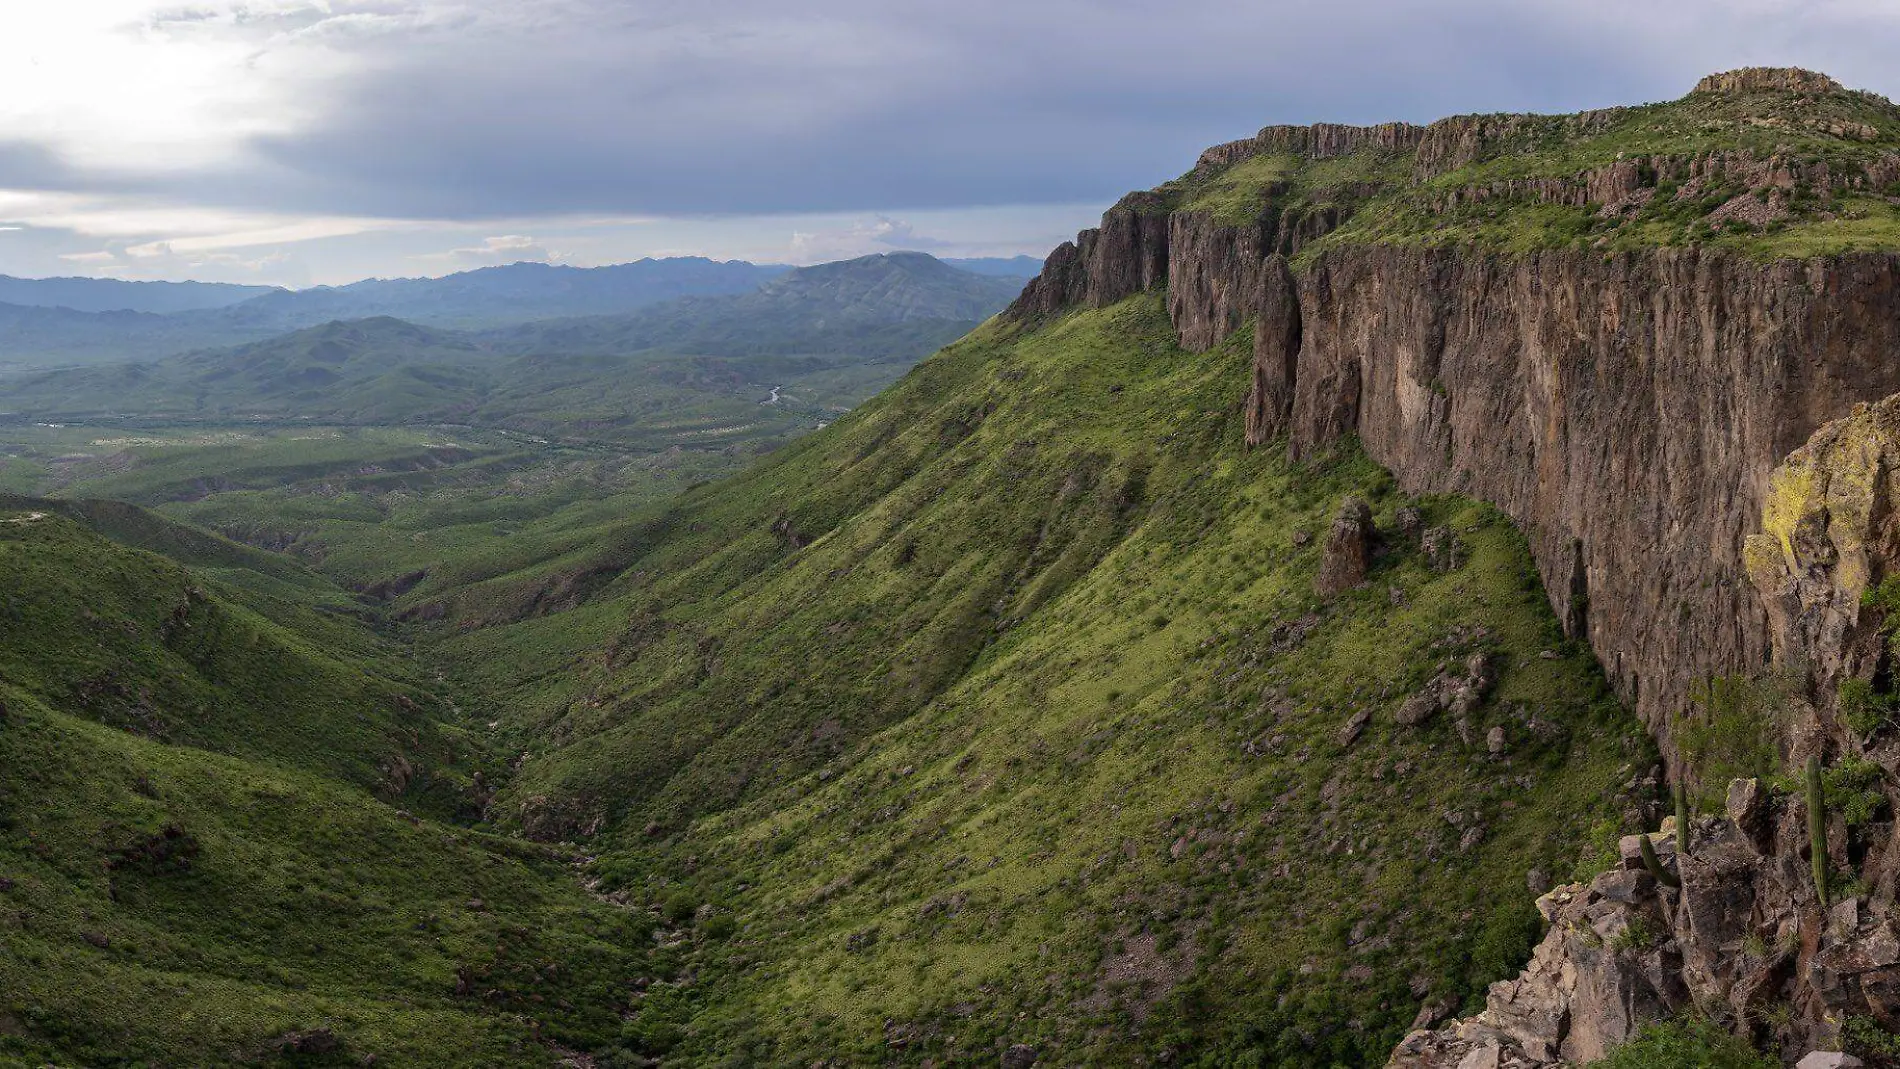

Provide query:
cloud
left=788, top=216, right=955, bottom=262
left=218, top=0, right=1900, bottom=220
left=428, top=233, right=563, bottom=265
left=51, top=236, right=312, bottom=285
left=6, top=1, right=1900, bottom=283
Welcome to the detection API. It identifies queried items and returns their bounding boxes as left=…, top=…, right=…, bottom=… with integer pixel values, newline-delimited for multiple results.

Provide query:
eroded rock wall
left=1266, top=247, right=1900, bottom=750
left=1012, top=185, right=1900, bottom=754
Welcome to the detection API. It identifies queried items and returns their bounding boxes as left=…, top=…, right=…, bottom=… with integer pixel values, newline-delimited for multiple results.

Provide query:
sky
left=2, top=1, right=1899, bottom=287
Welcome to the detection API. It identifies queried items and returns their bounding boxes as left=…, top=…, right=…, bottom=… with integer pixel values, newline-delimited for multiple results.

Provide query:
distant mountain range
left=0, top=252, right=1027, bottom=431
left=487, top=252, right=1026, bottom=358
left=0, top=275, right=278, bottom=314
left=0, top=253, right=1038, bottom=372
left=212, top=258, right=789, bottom=331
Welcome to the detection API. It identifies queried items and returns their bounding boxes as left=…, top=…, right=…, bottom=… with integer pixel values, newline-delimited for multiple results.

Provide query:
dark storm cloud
left=201, top=0, right=1900, bottom=221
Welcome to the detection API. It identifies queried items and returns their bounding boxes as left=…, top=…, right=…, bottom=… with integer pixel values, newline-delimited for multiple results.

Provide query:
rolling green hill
left=0, top=500, right=659, bottom=1067
left=0, top=253, right=1024, bottom=432
left=0, top=253, right=1024, bottom=375
left=0, top=293, right=1651, bottom=1067
left=484, top=251, right=1026, bottom=359
left=0, top=258, right=792, bottom=372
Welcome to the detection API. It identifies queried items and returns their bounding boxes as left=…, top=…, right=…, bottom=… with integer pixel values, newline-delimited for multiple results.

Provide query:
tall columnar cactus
left=1675, top=781, right=1691, bottom=859
left=1638, top=830, right=1680, bottom=889
left=1807, top=754, right=1829, bottom=908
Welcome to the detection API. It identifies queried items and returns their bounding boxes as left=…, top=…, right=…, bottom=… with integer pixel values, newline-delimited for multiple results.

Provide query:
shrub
left=661, top=890, right=699, bottom=924
left=1679, top=677, right=1785, bottom=804
left=1844, top=1014, right=1900, bottom=1067
left=1571, top=818, right=1621, bottom=882
left=1837, top=678, right=1896, bottom=737
left=1825, top=757, right=1889, bottom=827
left=1594, top=1017, right=1777, bottom=1069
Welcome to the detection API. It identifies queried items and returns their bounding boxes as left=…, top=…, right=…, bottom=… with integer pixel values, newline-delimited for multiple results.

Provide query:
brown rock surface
left=1315, top=497, right=1375, bottom=596
left=1693, top=67, right=1846, bottom=96
left=1391, top=791, right=1898, bottom=1067
left=1025, top=215, right=1900, bottom=759
left=1263, top=247, right=1900, bottom=757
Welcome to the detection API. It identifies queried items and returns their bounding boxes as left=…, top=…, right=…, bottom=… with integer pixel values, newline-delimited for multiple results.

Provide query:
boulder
left=1421, top=526, right=1463, bottom=572
left=1338, top=708, right=1373, bottom=747
left=1725, top=778, right=1772, bottom=849
left=1395, top=505, right=1424, bottom=538
left=1316, top=498, right=1376, bottom=596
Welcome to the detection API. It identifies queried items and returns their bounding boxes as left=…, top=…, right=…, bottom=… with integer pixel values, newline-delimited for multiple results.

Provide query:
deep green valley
left=5, top=68, right=1900, bottom=1069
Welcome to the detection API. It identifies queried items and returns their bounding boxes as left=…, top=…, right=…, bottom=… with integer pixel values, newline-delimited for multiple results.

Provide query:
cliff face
left=1262, top=247, right=1900, bottom=753
left=1008, top=192, right=1170, bottom=317
left=1006, top=71, right=1900, bottom=1060
left=1010, top=153, right=1900, bottom=764
left=1392, top=398, right=1900, bottom=1067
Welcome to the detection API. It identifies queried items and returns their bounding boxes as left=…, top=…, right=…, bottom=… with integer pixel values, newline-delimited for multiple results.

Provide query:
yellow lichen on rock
left=1758, top=454, right=1817, bottom=567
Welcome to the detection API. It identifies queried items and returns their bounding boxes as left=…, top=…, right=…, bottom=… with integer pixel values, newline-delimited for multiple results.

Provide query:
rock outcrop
left=1746, top=395, right=1900, bottom=715
left=1009, top=192, right=1170, bottom=318
left=1259, top=245, right=1900, bottom=756
left=1695, top=67, right=1847, bottom=96
left=1391, top=783, right=1900, bottom=1066
left=1315, top=497, right=1375, bottom=596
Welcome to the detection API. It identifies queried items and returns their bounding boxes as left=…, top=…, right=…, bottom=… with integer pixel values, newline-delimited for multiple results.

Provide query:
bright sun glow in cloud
left=0, top=3, right=334, bottom=172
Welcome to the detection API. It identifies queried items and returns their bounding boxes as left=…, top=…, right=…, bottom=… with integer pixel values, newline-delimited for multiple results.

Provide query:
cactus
left=1675, top=780, right=1691, bottom=859
left=1638, top=831, right=1680, bottom=889
left=1807, top=754, right=1829, bottom=907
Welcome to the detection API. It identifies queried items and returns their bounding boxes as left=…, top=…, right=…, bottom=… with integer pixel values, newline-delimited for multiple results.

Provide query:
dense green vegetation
left=0, top=290, right=1657, bottom=1066
left=0, top=503, right=659, bottom=1067
left=391, top=296, right=1654, bottom=1064
left=39, top=76, right=1895, bottom=1065
left=0, top=253, right=1018, bottom=428
left=1592, top=1018, right=1781, bottom=1069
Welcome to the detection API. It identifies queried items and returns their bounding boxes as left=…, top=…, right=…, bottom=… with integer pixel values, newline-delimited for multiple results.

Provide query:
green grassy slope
left=0, top=501, right=660, bottom=1067
left=420, top=296, right=1653, bottom=1065
left=0, top=691, right=654, bottom=1068
left=0, top=505, right=463, bottom=798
